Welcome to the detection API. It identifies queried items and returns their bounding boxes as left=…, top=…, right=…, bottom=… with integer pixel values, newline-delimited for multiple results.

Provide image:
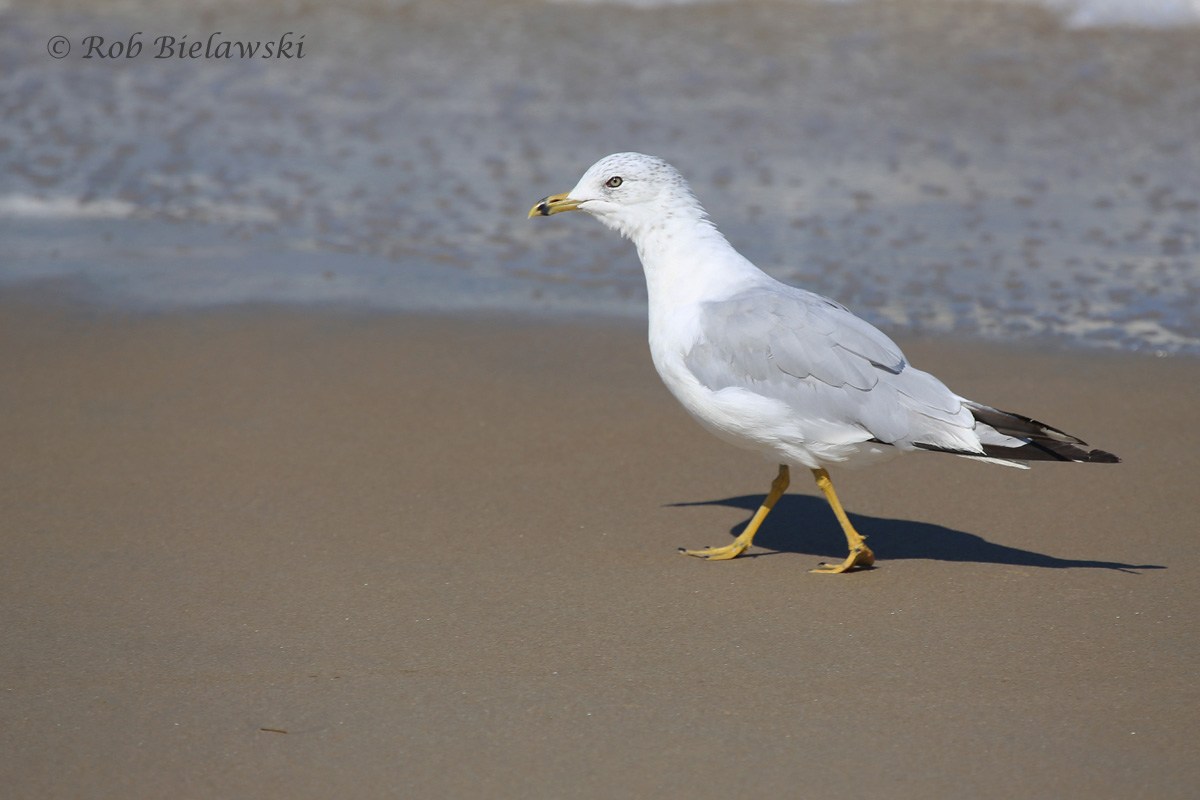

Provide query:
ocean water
left=1, top=0, right=1198, bottom=353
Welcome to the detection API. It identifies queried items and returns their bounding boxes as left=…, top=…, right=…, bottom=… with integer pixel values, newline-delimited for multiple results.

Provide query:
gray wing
left=682, top=285, right=977, bottom=449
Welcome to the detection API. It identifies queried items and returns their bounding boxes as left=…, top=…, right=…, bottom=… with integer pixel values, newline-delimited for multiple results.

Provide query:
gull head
left=528, top=152, right=707, bottom=241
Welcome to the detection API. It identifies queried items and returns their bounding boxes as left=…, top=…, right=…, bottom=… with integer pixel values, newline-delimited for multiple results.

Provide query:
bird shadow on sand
left=669, top=494, right=1163, bottom=573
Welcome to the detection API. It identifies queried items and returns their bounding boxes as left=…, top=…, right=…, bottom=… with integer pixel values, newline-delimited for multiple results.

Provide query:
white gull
left=530, top=152, right=1118, bottom=572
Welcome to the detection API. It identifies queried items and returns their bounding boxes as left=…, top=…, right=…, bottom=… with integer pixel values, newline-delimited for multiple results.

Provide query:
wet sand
left=2, top=299, right=1197, bottom=798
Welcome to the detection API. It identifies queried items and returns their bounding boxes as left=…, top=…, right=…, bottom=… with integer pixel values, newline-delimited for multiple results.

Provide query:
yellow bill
left=528, top=193, right=582, bottom=218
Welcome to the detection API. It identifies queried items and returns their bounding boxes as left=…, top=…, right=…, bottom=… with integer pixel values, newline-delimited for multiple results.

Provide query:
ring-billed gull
left=529, top=153, right=1119, bottom=573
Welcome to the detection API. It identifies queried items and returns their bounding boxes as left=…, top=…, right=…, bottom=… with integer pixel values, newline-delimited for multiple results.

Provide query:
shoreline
left=3, top=277, right=1196, bottom=361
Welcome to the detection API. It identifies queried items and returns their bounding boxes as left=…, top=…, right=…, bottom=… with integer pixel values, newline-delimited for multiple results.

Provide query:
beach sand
left=2, top=299, right=1197, bottom=798
left=0, top=298, right=1195, bottom=796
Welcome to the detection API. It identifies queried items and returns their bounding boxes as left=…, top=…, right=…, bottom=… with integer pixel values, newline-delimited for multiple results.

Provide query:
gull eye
left=605, top=176, right=623, bottom=188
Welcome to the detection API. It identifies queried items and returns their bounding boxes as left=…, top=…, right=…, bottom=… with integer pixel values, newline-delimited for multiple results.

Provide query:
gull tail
left=911, top=402, right=1120, bottom=467
left=965, top=402, right=1121, bottom=464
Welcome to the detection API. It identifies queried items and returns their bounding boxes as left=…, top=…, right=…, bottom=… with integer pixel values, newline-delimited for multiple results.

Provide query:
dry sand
left=2, top=299, right=1197, bottom=798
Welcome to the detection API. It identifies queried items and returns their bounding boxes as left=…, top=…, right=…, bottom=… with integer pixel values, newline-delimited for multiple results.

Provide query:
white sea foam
left=0, top=195, right=138, bottom=220
left=1036, top=0, right=1200, bottom=27
left=548, top=0, right=1200, bottom=28
left=0, top=194, right=277, bottom=224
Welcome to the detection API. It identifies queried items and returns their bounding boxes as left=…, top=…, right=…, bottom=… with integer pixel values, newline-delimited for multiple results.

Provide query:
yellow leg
left=682, top=464, right=789, bottom=560
left=809, top=468, right=875, bottom=573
